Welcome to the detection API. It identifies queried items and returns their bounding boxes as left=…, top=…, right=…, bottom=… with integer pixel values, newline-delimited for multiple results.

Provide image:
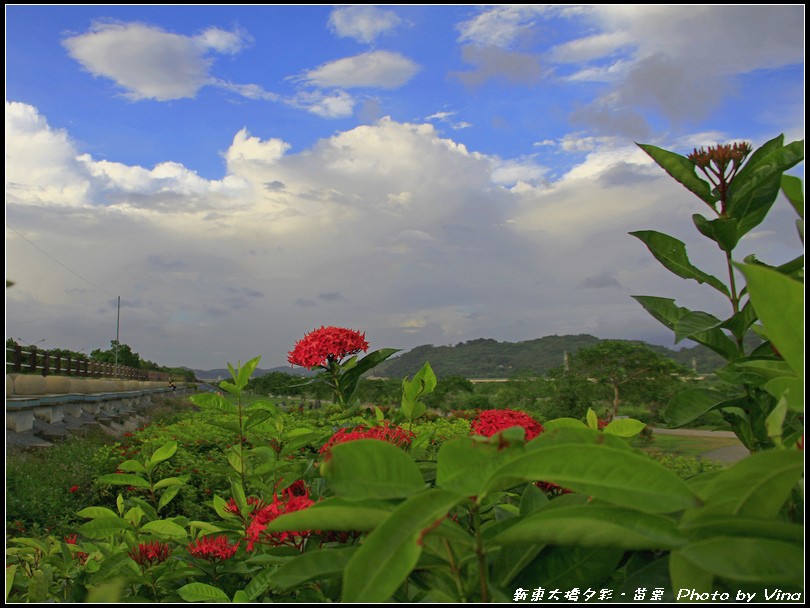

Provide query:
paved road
left=650, top=427, right=748, bottom=463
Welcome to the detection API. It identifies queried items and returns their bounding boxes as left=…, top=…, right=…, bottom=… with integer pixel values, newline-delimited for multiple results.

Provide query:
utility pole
left=114, top=296, right=120, bottom=379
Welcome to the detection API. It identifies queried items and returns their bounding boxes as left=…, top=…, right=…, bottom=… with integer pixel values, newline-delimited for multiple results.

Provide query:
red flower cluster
left=187, top=535, right=239, bottom=562
left=319, top=422, right=416, bottom=455
left=128, top=541, right=172, bottom=568
left=64, top=535, right=88, bottom=565
left=470, top=409, right=545, bottom=441
left=287, top=326, right=369, bottom=368
left=229, top=485, right=315, bottom=552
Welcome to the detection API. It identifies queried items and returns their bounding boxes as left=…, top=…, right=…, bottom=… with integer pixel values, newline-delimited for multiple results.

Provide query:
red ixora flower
left=69, top=485, right=79, bottom=493
left=128, top=541, right=173, bottom=568
left=242, top=485, right=315, bottom=552
left=287, top=326, right=369, bottom=368
left=319, top=422, right=416, bottom=455
left=187, top=535, right=239, bottom=562
left=65, top=535, right=89, bottom=565
left=470, top=409, right=545, bottom=441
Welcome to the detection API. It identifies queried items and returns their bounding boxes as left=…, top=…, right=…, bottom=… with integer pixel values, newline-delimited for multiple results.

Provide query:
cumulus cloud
left=456, top=6, right=552, bottom=49
left=62, top=22, right=251, bottom=101
left=300, top=50, right=421, bottom=90
left=328, top=6, right=403, bottom=44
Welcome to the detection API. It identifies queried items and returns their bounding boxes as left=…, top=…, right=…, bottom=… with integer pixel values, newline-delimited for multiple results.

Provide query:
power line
left=6, top=224, right=115, bottom=296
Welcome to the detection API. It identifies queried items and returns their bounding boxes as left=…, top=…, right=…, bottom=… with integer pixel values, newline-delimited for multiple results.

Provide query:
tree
left=566, top=340, right=690, bottom=419
left=90, top=340, right=141, bottom=369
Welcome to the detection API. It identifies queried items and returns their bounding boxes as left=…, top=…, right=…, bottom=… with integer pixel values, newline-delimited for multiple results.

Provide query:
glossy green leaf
left=177, top=583, right=230, bottom=603
left=78, top=516, right=133, bottom=539
left=684, top=449, right=803, bottom=520
left=764, top=376, right=804, bottom=412
left=338, top=348, right=400, bottom=402
left=679, top=517, right=803, bottom=545
left=512, top=545, right=624, bottom=592
left=321, top=439, right=425, bottom=500
left=735, top=263, right=803, bottom=379
left=781, top=174, right=804, bottom=218
left=586, top=408, right=598, bottom=430
left=436, top=436, right=521, bottom=497
left=141, top=520, right=188, bottom=540
left=243, top=409, right=276, bottom=432
left=486, top=443, right=699, bottom=513
left=157, top=485, right=182, bottom=511
left=603, top=418, right=647, bottom=437
left=236, top=356, right=261, bottom=390
left=116, top=459, right=147, bottom=473
left=637, top=143, right=717, bottom=206
left=263, top=498, right=391, bottom=534
left=153, top=477, right=185, bottom=490
left=692, top=214, right=739, bottom=251
left=675, top=537, right=803, bottom=586
left=76, top=506, right=120, bottom=519
left=189, top=392, right=238, bottom=413
left=149, top=441, right=178, bottom=465
left=630, top=231, right=729, bottom=295
left=669, top=552, right=713, bottom=599
left=269, top=547, right=359, bottom=591
left=674, top=310, right=724, bottom=344
left=631, top=296, right=739, bottom=360
left=342, top=488, right=461, bottom=603
left=543, top=418, right=589, bottom=432
left=663, top=388, right=726, bottom=428
left=490, top=505, right=683, bottom=550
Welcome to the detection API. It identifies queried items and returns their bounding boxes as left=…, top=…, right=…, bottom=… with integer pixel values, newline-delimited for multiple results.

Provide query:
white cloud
left=328, top=6, right=403, bottom=44
left=301, top=50, right=421, bottom=90
left=62, top=22, right=251, bottom=101
left=456, top=6, right=551, bottom=49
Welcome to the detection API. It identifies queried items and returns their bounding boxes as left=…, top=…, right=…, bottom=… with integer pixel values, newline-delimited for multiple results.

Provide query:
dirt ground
left=651, top=427, right=749, bottom=463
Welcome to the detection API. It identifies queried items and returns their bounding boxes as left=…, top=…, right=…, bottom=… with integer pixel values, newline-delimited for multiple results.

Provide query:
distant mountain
left=371, top=334, right=736, bottom=379
left=182, top=365, right=317, bottom=381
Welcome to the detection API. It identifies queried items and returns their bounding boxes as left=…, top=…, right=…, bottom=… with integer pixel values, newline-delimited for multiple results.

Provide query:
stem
left=443, top=538, right=467, bottom=602
left=472, top=506, right=489, bottom=603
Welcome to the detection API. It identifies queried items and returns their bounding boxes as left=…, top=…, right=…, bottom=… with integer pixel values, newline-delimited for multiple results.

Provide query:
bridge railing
left=5, top=344, right=170, bottom=381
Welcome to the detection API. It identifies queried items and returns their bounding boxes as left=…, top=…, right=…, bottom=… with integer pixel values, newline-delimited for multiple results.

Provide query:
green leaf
left=586, top=408, right=598, bottom=430
left=490, top=505, right=683, bottom=550
left=735, top=263, right=803, bottom=379
left=243, top=409, right=277, bottom=432
left=630, top=231, right=729, bottom=295
left=669, top=552, right=713, bottom=600
left=603, top=418, right=647, bottom=438
left=141, top=520, right=188, bottom=540
left=674, top=310, right=724, bottom=344
left=692, top=214, right=739, bottom=251
left=206, top=419, right=243, bottom=435
left=116, top=459, right=147, bottom=473
left=153, top=477, right=186, bottom=490
left=683, top=449, right=803, bottom=521
left=76, top=506, right=120, bottom=519
left=781, top=174, right=804, bottom=218
left=321, top=439, right=425, bottom=500
left=674, top=537, right=803, bottom=586
left=97, top=473, right=151, bottom=489
left=727, top=139, right=804, bottom=235
left=337, top=348, right=401, bottom=403
left=149, top=441, right=178, bottom=465
left=269, top=547, right=359, bottom=591
left=263, top=498, right=391, bottom=534
left=679, top=517, right=803, bottom=545
left=236, top=356, right=261, bottom=390
left=78, top=516, right=133, bottom=539
left=512, top=544, right=624, bottom=592
left=637, top=143, right=717, bottom=206
left=542, top=418, right=589, bottom=432
left=663, top=388, right=726, bottom=428
left=177, top=582, right=230, bottom=603
left=157, top=485, right=182, bottom=511
left=764, top=376, right=804, bottom=412
left=436, top=436, right=521, bottom=497
left=189, top=392, right=238, bottom=413
left=486, top=440, right=699, bottom=513
left=631, top=296, right=739, bottom=360
left=342, top=488, right=462, bottom=603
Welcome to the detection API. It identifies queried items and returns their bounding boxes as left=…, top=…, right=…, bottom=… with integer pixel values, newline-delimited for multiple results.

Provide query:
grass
left=637, top=432, right=745, bottom=459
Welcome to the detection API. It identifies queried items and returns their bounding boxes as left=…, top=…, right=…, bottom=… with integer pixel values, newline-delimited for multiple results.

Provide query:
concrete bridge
left=6, top=375, right=188, bottom=449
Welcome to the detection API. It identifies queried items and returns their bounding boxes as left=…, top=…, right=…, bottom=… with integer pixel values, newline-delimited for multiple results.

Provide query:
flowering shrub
left=188, top=535, right=240, bottom=563
left=470, top=408, right=545, bottom=440
left=319, top=422, right=416, bottom=454
left=128, top=540, right=173, bottom=569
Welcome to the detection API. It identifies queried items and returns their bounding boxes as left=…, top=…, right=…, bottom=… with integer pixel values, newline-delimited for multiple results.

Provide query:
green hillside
left=373, top=334, right=734, bottom=379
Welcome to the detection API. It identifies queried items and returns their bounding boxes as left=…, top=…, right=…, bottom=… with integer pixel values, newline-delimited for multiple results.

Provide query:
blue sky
left=6, top=5, right=805, bottom=370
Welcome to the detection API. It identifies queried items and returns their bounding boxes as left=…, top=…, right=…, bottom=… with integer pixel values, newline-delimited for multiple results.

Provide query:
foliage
left=634, top=135, right=804, bottom=452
